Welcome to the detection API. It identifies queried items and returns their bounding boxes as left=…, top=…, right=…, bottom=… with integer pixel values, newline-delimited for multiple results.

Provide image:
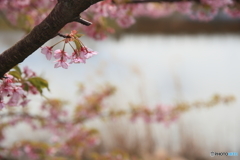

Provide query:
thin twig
left=57, top=33, right=71, bottom=38
left=73, top=16, right=92, bottom=26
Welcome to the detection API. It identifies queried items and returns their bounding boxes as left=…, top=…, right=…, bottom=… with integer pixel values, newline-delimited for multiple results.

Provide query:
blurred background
left=1, top=13, right=240, bottom=160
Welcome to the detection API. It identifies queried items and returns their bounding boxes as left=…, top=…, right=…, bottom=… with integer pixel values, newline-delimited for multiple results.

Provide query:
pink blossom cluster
left=41, top=30, right=97, bottom=69
left=0, top=95, right=101, bottom=159
left=11, top=144, right=39, bottom=160
left=0, top=84, right=180, bottom=159
left=0, top=0, right=57, bottom=29
left=200, top=0, right=233, bottom=9
left=79, top=0, right=137, bottom=39
left=225, top=6, right=240, bottom=17
left=187, top=0, right=233, bottom=21
left=131, top=2, right=192, bottom=18
left=73, top=86, right=115, bottom=122
left=58, top=127, right=100, bottom=157
left=1, top=0, right=240, bottom=38
left=87, top=0, right=137, bottom=28
left=8, top=130, right=98, bottom=160
left=130, top=104, right=178, bottom=125
left=40, top=99, right=70, bottom=137
left=80, top=0, right=240, bottom=38
left=0, top=84, right=231, bottom=159
left=91, top=152, right=134, bottom=160
left=0, top=96, right=103, bottom=159
left=0, top=67, right=40, bottom=109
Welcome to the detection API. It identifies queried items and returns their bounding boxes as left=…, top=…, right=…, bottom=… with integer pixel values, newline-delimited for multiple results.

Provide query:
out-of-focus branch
left=126, top=0, right=240, bottom=3
left=127, top=0, right=199, bottom=3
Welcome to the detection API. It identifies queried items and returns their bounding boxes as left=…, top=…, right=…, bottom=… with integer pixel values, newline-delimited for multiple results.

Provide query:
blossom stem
left=68, top=42, right=76, bottom=51
left=51, top=40, right=65, bottom=48
left=63, top=42, right=66, bottom=51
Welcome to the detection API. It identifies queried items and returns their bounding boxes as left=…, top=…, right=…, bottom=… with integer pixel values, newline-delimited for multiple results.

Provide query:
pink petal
left=61, top=62, right=69, bottom=69
left=54, top=49, right=63, bottom=59
left=54, top=62, right=61, bottom=68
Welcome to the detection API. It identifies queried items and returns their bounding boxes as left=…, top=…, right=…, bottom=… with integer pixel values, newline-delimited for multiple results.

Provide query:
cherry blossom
left=0, top=0, right=240, bottom=38
left=0, top=0, right=239, bottom=159
left=201, top=0, right=233, bottom=9
left=53, top=49, right=69, bottom=69
left=70, top=50, right=86, bottom=64
left=53, top=49, right=69, bottom=60
left=7, top=0, right=235, bottom=39
left=81, top=46, right=98, bottom=59
left=20, top=98, right=31, bottom=107
left=54, top=59, right=69, bottom=69
left=41, top=46, right=53, bottom=60
left=0, top=67, right=47, bottom=109
left=23, top=66, right=36, bottom=78
left=0, top=83, right=234, bottom=159
left=7, top=87, right=25, bottom=106
left=0, top=100, right=5, bottom=110
left=41, top=30, right=97, bottom=68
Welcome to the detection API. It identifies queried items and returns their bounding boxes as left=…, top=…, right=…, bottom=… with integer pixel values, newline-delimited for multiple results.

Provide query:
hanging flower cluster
left=0, top=66, right=49, bottom=109
left=41, top=30, right=97, bottom=69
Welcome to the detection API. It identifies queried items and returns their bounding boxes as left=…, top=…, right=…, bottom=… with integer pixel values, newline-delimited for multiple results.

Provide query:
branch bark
left=0, top=0, right=102, bottom=78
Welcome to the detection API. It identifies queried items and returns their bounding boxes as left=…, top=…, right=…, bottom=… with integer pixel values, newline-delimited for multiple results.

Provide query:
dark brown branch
left=0, top=0, right=102, bottom=78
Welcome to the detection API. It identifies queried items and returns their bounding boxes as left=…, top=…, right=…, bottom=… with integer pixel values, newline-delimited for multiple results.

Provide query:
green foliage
left=28, top=77, right=50, bottom=94
left=73, top=39, right=82, bottom=51
left=8, top=65, right=50, bottom=95
left=8, top=65, right=22, bottom=80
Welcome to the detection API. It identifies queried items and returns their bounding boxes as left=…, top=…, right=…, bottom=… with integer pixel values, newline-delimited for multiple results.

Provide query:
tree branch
left=0, top=0, right=239, bottom=78
left=0, top=0, right=102, bottom=78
